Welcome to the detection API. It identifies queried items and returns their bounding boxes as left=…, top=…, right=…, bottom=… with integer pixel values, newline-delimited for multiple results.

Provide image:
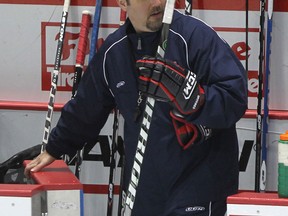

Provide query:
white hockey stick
left=123, top=0, right=176, bottom=215
left=41, top=0, right=71, bottom=152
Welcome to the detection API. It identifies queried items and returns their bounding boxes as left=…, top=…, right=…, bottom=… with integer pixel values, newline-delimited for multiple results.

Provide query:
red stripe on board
left=0, top=100, right=63, bottom=111
left=0, top=184, right=43, bottom=197
left=0, top=0, right=287, bottom=12
left=1, top=101, right=288, bottom=120
left=245, top=109, right=288, bottom=120
left=214, top=27, right=259, bottom=33
left=0, top=0, right=117, bottom=7
left=274, top=0, right=288, bottom=12
left=191, top=0, right=258, bottom=11
left=83, top=184, right=120, bottom=194
left=227, top=191, right=288, bottom=206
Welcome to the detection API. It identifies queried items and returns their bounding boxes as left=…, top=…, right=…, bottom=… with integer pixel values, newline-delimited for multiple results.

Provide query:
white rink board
left=227, top=203, right=288, bottom=216
left=0, top=196, right=40, bottom=216
left=1, top=1, right=288, bottom=216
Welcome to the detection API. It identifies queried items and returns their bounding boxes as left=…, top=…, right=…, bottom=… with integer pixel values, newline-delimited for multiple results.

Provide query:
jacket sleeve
left=187, top=24, right=248, bottom=128
left=46, top=54, right=115, bottom=158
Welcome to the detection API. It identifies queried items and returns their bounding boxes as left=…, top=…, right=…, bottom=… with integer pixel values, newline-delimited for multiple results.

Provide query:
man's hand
left=170, top=110, right=212, bottom=149
left=136, top=56, right=205, bottom=115
left=24, top=151, right=56, bottom=178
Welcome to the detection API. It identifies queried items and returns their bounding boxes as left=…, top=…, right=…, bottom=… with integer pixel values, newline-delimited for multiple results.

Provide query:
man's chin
left=147, top=20, right=163, bottom=32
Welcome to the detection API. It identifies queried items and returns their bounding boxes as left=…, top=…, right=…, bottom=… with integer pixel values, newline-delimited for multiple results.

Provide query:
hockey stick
left=107, top=109, right=120, bottom=216
left=254, top=0, right=266, bottom=192
left=123, top=0, right=176, bottom=215
left=41, top=0, right=71, bottom=152
left=260, top=0, right=273, bottom=192
left=72, top=10, right=92, bottom=99
left=185, top=0, right=192, bottom=15
left=107, top=9, right=126, bottom=216
left=89, top=0, right=103, bottom=62
left=245, top=0, right=249, bottom=73
left=72, top=10, right=92, bottom=179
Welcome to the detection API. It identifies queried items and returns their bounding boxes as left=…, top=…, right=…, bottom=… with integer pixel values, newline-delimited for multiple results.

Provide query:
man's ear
left=117, top=0, right=127, bottom=11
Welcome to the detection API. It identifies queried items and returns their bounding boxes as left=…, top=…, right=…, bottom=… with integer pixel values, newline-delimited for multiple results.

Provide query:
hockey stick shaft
left=107, top=109, right=119, bottom=216
left=260, top=0, right=273, bottom=191
left=185, top=0, right=192, bottom=15
left=73, top=10, right=92, bottom=179
left=255, top=0, right=266, bottom=192
left=106, top=9, right=127, bottom=216
left=123, top=0, right=175, bottom=215
left=41, top=0, right=71, bottom=152
left=245, top=0, right=249, bottom=72
left=89, top=0, right=103, bottom=62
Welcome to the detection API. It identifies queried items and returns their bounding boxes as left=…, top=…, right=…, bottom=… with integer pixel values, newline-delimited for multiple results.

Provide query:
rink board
left=227, top=191, right=288, bottom=216
left=0, top=160, right=84, bottom=216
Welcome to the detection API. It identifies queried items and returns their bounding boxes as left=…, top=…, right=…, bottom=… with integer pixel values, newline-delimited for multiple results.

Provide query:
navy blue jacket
left=46, top=10, right=247, bottom=216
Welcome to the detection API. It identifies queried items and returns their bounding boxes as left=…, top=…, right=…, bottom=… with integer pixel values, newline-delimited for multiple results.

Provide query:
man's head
left=117, top=0, right=166, bottom=33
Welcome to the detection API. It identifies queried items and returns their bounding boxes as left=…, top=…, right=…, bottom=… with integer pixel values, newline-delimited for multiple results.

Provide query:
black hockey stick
left=107, top=109, right=120, bottom=216
left=123, top=0, right=176, bottom=215
left=245, top=0, right=249, bottom=73
left=255, top=0, right=266, bottom=192
left=260, top=0, right=273, bottom=192
left=41, top=0, right=71, bottom=152
left=185, top=0, right=192, bottom=15
left=106, top=9, right=127, bottom=216
left=117, top=11, right=127, bottom=216
left=72, top=10, right=92, bottom=179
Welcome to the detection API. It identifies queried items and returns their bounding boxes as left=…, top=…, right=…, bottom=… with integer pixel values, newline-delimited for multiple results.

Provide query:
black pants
left=167, top=200, right=227, bottom=216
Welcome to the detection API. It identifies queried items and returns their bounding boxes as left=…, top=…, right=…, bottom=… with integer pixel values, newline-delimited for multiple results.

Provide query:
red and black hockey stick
left=71, top=10, right=92, bottom=99
left=71, top=10, right=92, bottom=179
left=123, top=0, right=176, bottom=215
left=41, top=0, right=71, bottom=152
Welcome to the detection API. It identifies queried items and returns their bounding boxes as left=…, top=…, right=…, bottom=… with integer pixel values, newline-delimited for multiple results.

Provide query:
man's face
left=125, top=0, right=166, bottom=33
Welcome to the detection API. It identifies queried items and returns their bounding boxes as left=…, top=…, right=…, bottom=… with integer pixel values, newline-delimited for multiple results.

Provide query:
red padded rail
left=23, top=160, right=83, bottom=191
left=1, top=100, right=288, bottom=120
left=228, top=191, right=288, bottom=206
left=0, top=184, right=42, bottom=197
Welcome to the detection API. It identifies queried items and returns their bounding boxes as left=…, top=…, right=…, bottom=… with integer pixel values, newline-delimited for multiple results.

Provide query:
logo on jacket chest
left=116, top=80, right=126, bottom=88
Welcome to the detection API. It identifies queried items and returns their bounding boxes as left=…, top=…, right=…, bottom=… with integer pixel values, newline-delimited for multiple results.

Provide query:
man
left=25, top=0, right=248, bottom=215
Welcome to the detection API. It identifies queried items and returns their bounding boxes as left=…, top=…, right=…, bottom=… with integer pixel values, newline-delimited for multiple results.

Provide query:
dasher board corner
left=227, top=191, right=288, bottom=216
